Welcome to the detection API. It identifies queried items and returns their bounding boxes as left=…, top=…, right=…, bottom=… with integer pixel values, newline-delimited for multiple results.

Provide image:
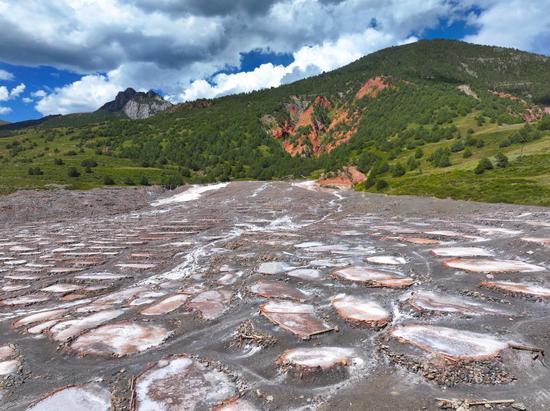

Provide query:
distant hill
left=0, top=120, right=9, bottom=126
left=1, top=39, right=549, bottom=205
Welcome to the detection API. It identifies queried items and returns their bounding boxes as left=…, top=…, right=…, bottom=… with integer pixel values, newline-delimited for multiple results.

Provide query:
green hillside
left=1, top=39, right=550, bottom=205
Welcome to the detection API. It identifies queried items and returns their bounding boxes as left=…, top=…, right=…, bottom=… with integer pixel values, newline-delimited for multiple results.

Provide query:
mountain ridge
left=1, top=39, right=550, bottom=205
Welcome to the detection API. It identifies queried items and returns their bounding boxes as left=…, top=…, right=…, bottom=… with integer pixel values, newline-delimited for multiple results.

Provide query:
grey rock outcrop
left=98, top=88, right=172, bottom=119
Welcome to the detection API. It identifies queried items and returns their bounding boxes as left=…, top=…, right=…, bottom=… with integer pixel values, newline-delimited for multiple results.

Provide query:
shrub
left=53, top=158, right=64, bottom=165
left=80, top=159, right=98, bottom=167
left=474, top=158, right=494, bottom=175
left=85, top=167, right=93, bottom=173
left=67, top=167, right=80, bottom=177
left=414, top=148, right=424, bottom=159
left=103, top=175, right=115, bottom=185
left=391, top=162, right=406, bottom=177
left=495, top=152, right=509, bottom=168
left=139, top=175, right=150, bottom=186
left=65, top=150, right=77, bottom=156
left=407, top=156, right=419, bottom=171
left=463, top=148, right=473, bottom=158
left=450, top=141, right=464, bottom=152
left=428, top=148, right=451, bottom=168
left=161, top=174, right=184, bottom=190
left=124, top=177, right=135, bottom=185
left=376, top=179, right=388, bottom=190
left=28, top=167, right=43, bottom=176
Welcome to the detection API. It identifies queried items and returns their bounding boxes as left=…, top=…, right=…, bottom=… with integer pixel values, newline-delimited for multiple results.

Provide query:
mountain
left=97, top=88, right=173, bottom=119
left=1, top=39, right=550, bottom=205
left=0, top=120, right=8, bottom=126
left=0, top=115, right=61, bottom=131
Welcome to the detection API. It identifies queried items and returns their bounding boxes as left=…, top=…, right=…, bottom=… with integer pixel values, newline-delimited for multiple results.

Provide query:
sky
left=0, top=0, right=549, bottom=122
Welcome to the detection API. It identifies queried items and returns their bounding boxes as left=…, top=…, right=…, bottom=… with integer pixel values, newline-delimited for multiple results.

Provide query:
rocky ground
left=0, top=181, right=549, bottom=410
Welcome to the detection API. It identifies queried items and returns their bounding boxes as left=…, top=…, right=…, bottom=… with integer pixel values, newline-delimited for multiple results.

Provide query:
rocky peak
left=98, top=88, right=172, bottom=120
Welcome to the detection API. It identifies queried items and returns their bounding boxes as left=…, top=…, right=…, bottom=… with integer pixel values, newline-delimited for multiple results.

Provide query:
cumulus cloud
left=22, top=97, right=33, bottom=104
left=0, top=86, right=8, bottom=101
left=464, top=1, right=550, bottom=55
left=31, top=90, right=47, bottom=98
left=179, top=28, right=415, bottom=101
left=36, top=74, right=122, bottom=115
left=9, top=83, right=25, bottom=98
left=0, top=106, right=11, bottom=115
left=0, top=69, right=14, bottom=81
left=1, top=0, right=544, bottom=116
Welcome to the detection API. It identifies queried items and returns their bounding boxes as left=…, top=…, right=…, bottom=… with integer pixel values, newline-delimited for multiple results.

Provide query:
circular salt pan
left=277, top=346, right=357, bottom=370
left=287, top=269, right=323, bottom=281
left=28, top=383, right=111, bottom=411
left=249, top=280, right=307, bottom=301
left=332, top=294, right=391, bottom=327
left=134, top=355, right=236, bottom=411
left=481, top=281, right=550, bottom=298
left=443, top=258, right=545, bottom=273
left=70, top=322, right=170, bottom=357
left=332, top=267, right=414, bottom=288
left=390, top=324, right=509, bottom=360
left=404, top=290, right=508, bottom=315
left=365, top=256, right=406, bottom=265
left=257, top=262, right=294, bottom=274
left=431, top=247, right=493, bottom=257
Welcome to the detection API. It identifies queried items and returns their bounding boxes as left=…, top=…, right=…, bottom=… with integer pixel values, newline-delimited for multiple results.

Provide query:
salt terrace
left=0, top=181, right=549, bottom=410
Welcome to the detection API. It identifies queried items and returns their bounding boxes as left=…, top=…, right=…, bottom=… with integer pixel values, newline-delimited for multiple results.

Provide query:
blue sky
left=0, top=0, right=548, bottom=123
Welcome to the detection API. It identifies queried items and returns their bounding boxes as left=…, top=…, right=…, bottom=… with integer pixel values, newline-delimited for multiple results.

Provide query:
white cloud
left=36, top=74, right=123, bottom=115
left=0, top=106, right=12, bottom=115
left=0, top=69, right=14, bottom=81
left=0, top=86, right=8, bottom=101
left=14, top=0, right=549, bottom=116
left=464, top=1, right=550, bottom=55
left=22, top=97, right=33, bottom=103
left=9, top=83, right=25, bottom=98
left=31, top=90, right=47, bottom=98
left=178, top=28, right=416, bottom=101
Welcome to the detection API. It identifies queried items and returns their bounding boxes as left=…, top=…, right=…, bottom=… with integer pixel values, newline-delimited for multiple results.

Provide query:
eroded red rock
left=260, top=300, right=333, bottom=338
left=249, top=280, right=307, bottom=301
left=355, top=76, right=389, bottom=99
left=443, top=258, right=545, bottom=273
left=481, top=281, right=550, bottom=299
left=133, top=354, right=236, bottom=411
left=70, top=322, right=170, bottom=357
left=318, top=166, right=366, bottom=189
left=332, top=294, right=391, bottom=327
left=332, top=267, right=414, bottom=288
left=390, top=324, right=509, bottom=361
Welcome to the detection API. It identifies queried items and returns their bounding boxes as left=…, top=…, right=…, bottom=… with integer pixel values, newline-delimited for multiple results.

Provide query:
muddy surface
left=0, top=181, right=549, bottom=410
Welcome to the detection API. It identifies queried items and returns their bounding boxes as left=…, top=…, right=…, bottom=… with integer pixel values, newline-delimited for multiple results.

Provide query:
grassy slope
left=0, top=129, right=165, bottom=194
left=370, top=114, right=550, bottom=205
